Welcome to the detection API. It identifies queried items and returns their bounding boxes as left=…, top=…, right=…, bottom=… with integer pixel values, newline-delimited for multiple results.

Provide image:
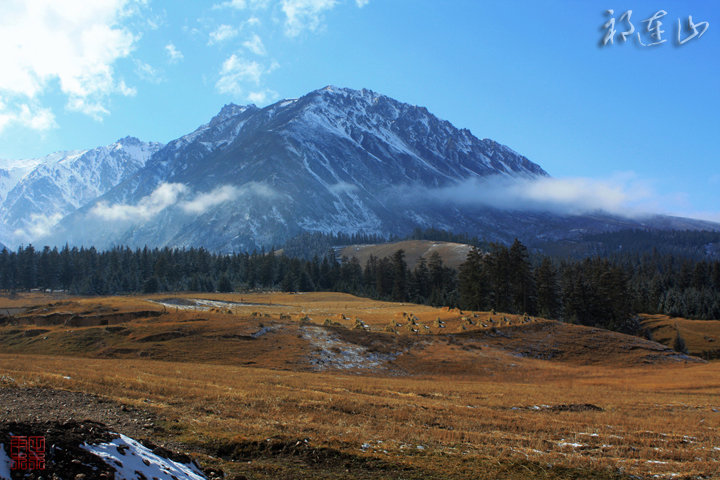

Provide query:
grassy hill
left=338, top=239, right=473, bottom=269
left=641, top=313, right=720, bottom=359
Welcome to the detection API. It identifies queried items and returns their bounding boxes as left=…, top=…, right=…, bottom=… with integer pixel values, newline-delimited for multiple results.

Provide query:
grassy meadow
left=1, top=291, right=719, bottom=479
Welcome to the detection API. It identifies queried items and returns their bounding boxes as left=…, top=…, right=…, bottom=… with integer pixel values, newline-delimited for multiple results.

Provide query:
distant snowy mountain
left=0, top=137, right=162, bottom=247
left=0, top=159, right=45, bottom=203
left=47, top=86, right=552, bottom=250
left=21, top=86, right=720, bottom=251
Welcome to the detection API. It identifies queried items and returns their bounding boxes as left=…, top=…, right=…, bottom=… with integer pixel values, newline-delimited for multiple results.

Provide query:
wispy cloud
left=91, top=183, right=189, bottom=221
left=209, top=0, right=369, bottom=103
left=90, top=182, right=279, bottom=222
left=397, top=173, right=691, bottom=219
left=0, top=0, right=140, bottom=124
left=243, top=34, right=267, bottom=55
left=12, top=213, right=65, bottom=243
left=213, top=0, right=270, bottom=10
left=328, top=182, right=359, bottom=195
left=165, top=43, right=184, bottom=63
left=134, top=61, right=163, bottom=83
left=181, top=185, right=241, bottom=214
left=281, top=0, right=338, bottom=37
left=208, top=24, right=239, bottom=45
left=216, top=55, right=277, bottom=96
left=246, top=89, right=279, bottom=104
left=0, top=101, right=56, bottom=133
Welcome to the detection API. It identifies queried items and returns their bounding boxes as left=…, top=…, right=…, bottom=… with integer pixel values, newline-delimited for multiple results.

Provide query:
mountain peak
left=32, top=86, right=559, bottom=251
left=310, top=85, right=378, bottom=101
left=211, top=103, right=257, bottom=126
left=115, top=136, right=143, bottom=146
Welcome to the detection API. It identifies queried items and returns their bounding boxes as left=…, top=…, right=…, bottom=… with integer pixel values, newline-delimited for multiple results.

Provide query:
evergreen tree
left=458, top=246, right=487, bottom=310
left=508, top=239, right=535, bottom=314
left=535, top=257, right=559, bottom=318
left=390, top=249, right=408, bottom=302
left=217, top=274, right=233, bottom=292
left=143, top=276, right=160, bottom=294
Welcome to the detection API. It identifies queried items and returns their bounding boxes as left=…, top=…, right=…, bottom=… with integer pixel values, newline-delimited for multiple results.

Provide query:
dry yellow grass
left=338, top=239, right=473, bottom=270
left=1, top=292, right=719, bottom=479
left=641, top=313, right=720, bottom=359
left=1, top=355, right=718, bottom=479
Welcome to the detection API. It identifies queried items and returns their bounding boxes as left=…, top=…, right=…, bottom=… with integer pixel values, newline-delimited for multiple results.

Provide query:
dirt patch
left=0, top=420, right=118, bottom=479
left=0, top=420, right=214, bottom=480
left=12, top=310, right=163, bottom=327
left=0, top=386, right=160, bottom=440
left=136, top=330, right=193, bottom=342
left=511, top=404, right=604, bottom=413
left=22, top=329, right=50, bottom=338
left=211, top=437, right=408, bottom=474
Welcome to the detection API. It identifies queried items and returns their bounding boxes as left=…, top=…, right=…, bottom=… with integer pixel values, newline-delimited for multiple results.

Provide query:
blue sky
left=0, top=0, right=718, bottom=221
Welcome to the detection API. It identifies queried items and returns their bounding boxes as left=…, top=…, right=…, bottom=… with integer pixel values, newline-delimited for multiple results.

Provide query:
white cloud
left=0, top=0, right=139, bottom=122
left=246, top=89, right=279, bottom=104
left=181, top=182, right=278, bottom=214
left=216, top=55, right=276, bottom=96
left=281, top=0, right=337, bottom=37
left=134, top=61, right=162, bottom=83
left=355, top=0, right=369, bottom=6
left=209, top=24, right=239, bottom=45
left=91, top=183, right=189, bottom=221
left=181, top=185, right=241, bottom=214
left=0, top=102, right=57, bottom=133
left=676, top=210, right=720, bottom=223
left=165, top=43, right=184, bottom=62
left=328, top=182, right=359, bottom=195
left=90, top=182, right=279, bottom=222
left=401, top=173, right=672, bottom=218
left=213, top=0, right=270, bottom=10
left=13, top=213, right=64, bottom=243
left=243, top=34, right=267, bottom=55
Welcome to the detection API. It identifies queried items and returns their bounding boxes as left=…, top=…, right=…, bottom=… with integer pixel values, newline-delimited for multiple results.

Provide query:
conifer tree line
left=1, top=238, right=719, bottom=332
left=0, top=244, right=457, bottom=303
left=457, top=239, right=720, bottom=329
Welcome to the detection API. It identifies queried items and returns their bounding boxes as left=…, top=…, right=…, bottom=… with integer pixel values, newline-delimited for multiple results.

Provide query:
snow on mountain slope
left=35, top=86, right=719, bottom=252
left=45, top=86, right=553, bottom=251
left=0, top=137, right=162, bottom=247
left=0, top=154, right=62, bottom=203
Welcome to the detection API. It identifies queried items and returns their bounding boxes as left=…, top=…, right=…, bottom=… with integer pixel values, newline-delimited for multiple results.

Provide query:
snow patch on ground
left=251, top=326, right=274, bottom=338
left=82, top=433, right=206, bottom=480
left=150, top=298, right=269, bottom=311
left=557, top=441, right=585, bottom=448
left=301, top=326, right=398, bottom=371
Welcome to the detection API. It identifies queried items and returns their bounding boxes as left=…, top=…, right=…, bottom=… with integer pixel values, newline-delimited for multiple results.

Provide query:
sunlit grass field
left=1, top=292, right=719, bottom=479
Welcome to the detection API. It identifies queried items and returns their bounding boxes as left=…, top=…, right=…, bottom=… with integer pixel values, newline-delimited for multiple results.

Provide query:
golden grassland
left=338, top=239, right=473, bottom=270
left=641, top=314, right=720, bottom=359
left=1, top=291, right=720, bottom=479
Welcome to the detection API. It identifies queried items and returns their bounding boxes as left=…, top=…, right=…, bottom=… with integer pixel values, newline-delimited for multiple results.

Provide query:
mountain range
left=0, top=86, right=717, bottom=252
left=0, top=137, right=161, bottom=246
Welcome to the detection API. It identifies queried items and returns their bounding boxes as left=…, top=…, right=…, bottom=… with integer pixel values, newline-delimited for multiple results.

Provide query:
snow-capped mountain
left=33, top=86, right=719, bottom=251
left=0, top=159, right=46, bottom=203
left=46, top=87, right=551, bottom=250
left=0, top=137, right=162, bottom=246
